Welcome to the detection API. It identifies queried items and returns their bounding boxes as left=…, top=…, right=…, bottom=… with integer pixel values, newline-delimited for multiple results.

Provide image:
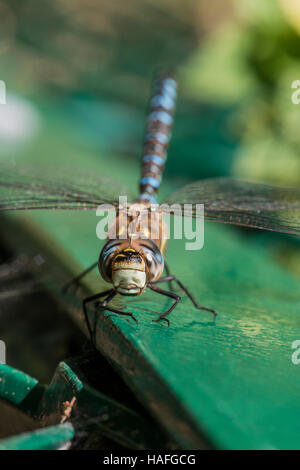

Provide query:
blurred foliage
left=182, top=0, right=300, bottom=186
left=0, top=0, right=236, bottom=186
left=0, top=0, right=204, bottom=102
left=0, top=0, right=300, bottom=188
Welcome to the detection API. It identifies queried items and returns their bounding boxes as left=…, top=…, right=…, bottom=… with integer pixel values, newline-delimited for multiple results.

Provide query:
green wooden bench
left=0, top=357, right=171, bottom=450
left=1, top=103, right=300, bottom=450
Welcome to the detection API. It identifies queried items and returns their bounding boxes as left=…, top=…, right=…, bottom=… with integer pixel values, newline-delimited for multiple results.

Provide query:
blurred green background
left=1, top=0, right=300, bottom=231
left=1, top=0, right=300, bottom=185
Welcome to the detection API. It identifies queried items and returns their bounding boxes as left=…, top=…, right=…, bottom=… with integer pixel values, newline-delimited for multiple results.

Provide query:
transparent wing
left=0, top=164, right=133, bottom=211
left=164, top=178, right=300, bottom=236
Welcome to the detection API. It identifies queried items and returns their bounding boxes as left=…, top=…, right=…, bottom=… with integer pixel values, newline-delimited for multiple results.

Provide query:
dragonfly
left=1, top=73, right=300, bottom=341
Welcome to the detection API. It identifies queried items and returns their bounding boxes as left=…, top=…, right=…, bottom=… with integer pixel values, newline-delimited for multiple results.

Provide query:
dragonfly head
left=111, top=248, right=146, bottom=295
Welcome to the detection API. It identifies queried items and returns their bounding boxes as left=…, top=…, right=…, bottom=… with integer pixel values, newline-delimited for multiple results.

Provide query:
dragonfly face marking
left=112, top=269, right=146, bottom=295
left=111, top=248, right=146, bottom=295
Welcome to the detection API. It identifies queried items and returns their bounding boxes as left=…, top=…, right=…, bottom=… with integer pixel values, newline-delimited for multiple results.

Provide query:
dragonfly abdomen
left=138, top=73, right=177, bottom=204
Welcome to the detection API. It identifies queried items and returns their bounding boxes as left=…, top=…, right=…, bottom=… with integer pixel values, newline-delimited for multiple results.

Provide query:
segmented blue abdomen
left=138, top=73, right=177, bottom=204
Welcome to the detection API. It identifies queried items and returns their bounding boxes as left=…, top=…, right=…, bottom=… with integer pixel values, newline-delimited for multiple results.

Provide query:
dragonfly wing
left=0, top=164, right=133, bottom=211
left=163, top=178, right=300, bottom=236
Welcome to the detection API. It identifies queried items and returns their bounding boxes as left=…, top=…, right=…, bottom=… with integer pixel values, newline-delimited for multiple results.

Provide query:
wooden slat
left=1, top=104, right=300, bottom=449
left=2, top=181, right=300, bottom=449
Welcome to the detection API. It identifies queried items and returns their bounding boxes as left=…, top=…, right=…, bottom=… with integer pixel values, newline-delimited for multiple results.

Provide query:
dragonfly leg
left=152, top=275, right=217, bottom=318
left=148, top=284, right=181, bottom=327
left=63, top=261, right=98, bottom=294
left=163, top=260, right=174, bottom=291
left=82, top=289, right=115, bottom=344
left=98, top=305, right=139, bottom=324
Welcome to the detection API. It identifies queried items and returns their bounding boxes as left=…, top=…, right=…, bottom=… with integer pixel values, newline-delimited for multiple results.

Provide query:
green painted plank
left=0, top=358, right=172, bottom=449
left=41, top=358, right=171, bottom=449
left=4, top=193, right=300, bottom=449
left=0, top=365, right=42, bottom=410
left=2, top=103, right=300, bottom=449
left=0, top=423, right=74, bottom=450
left=0, top=358, right=169, bottom=449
